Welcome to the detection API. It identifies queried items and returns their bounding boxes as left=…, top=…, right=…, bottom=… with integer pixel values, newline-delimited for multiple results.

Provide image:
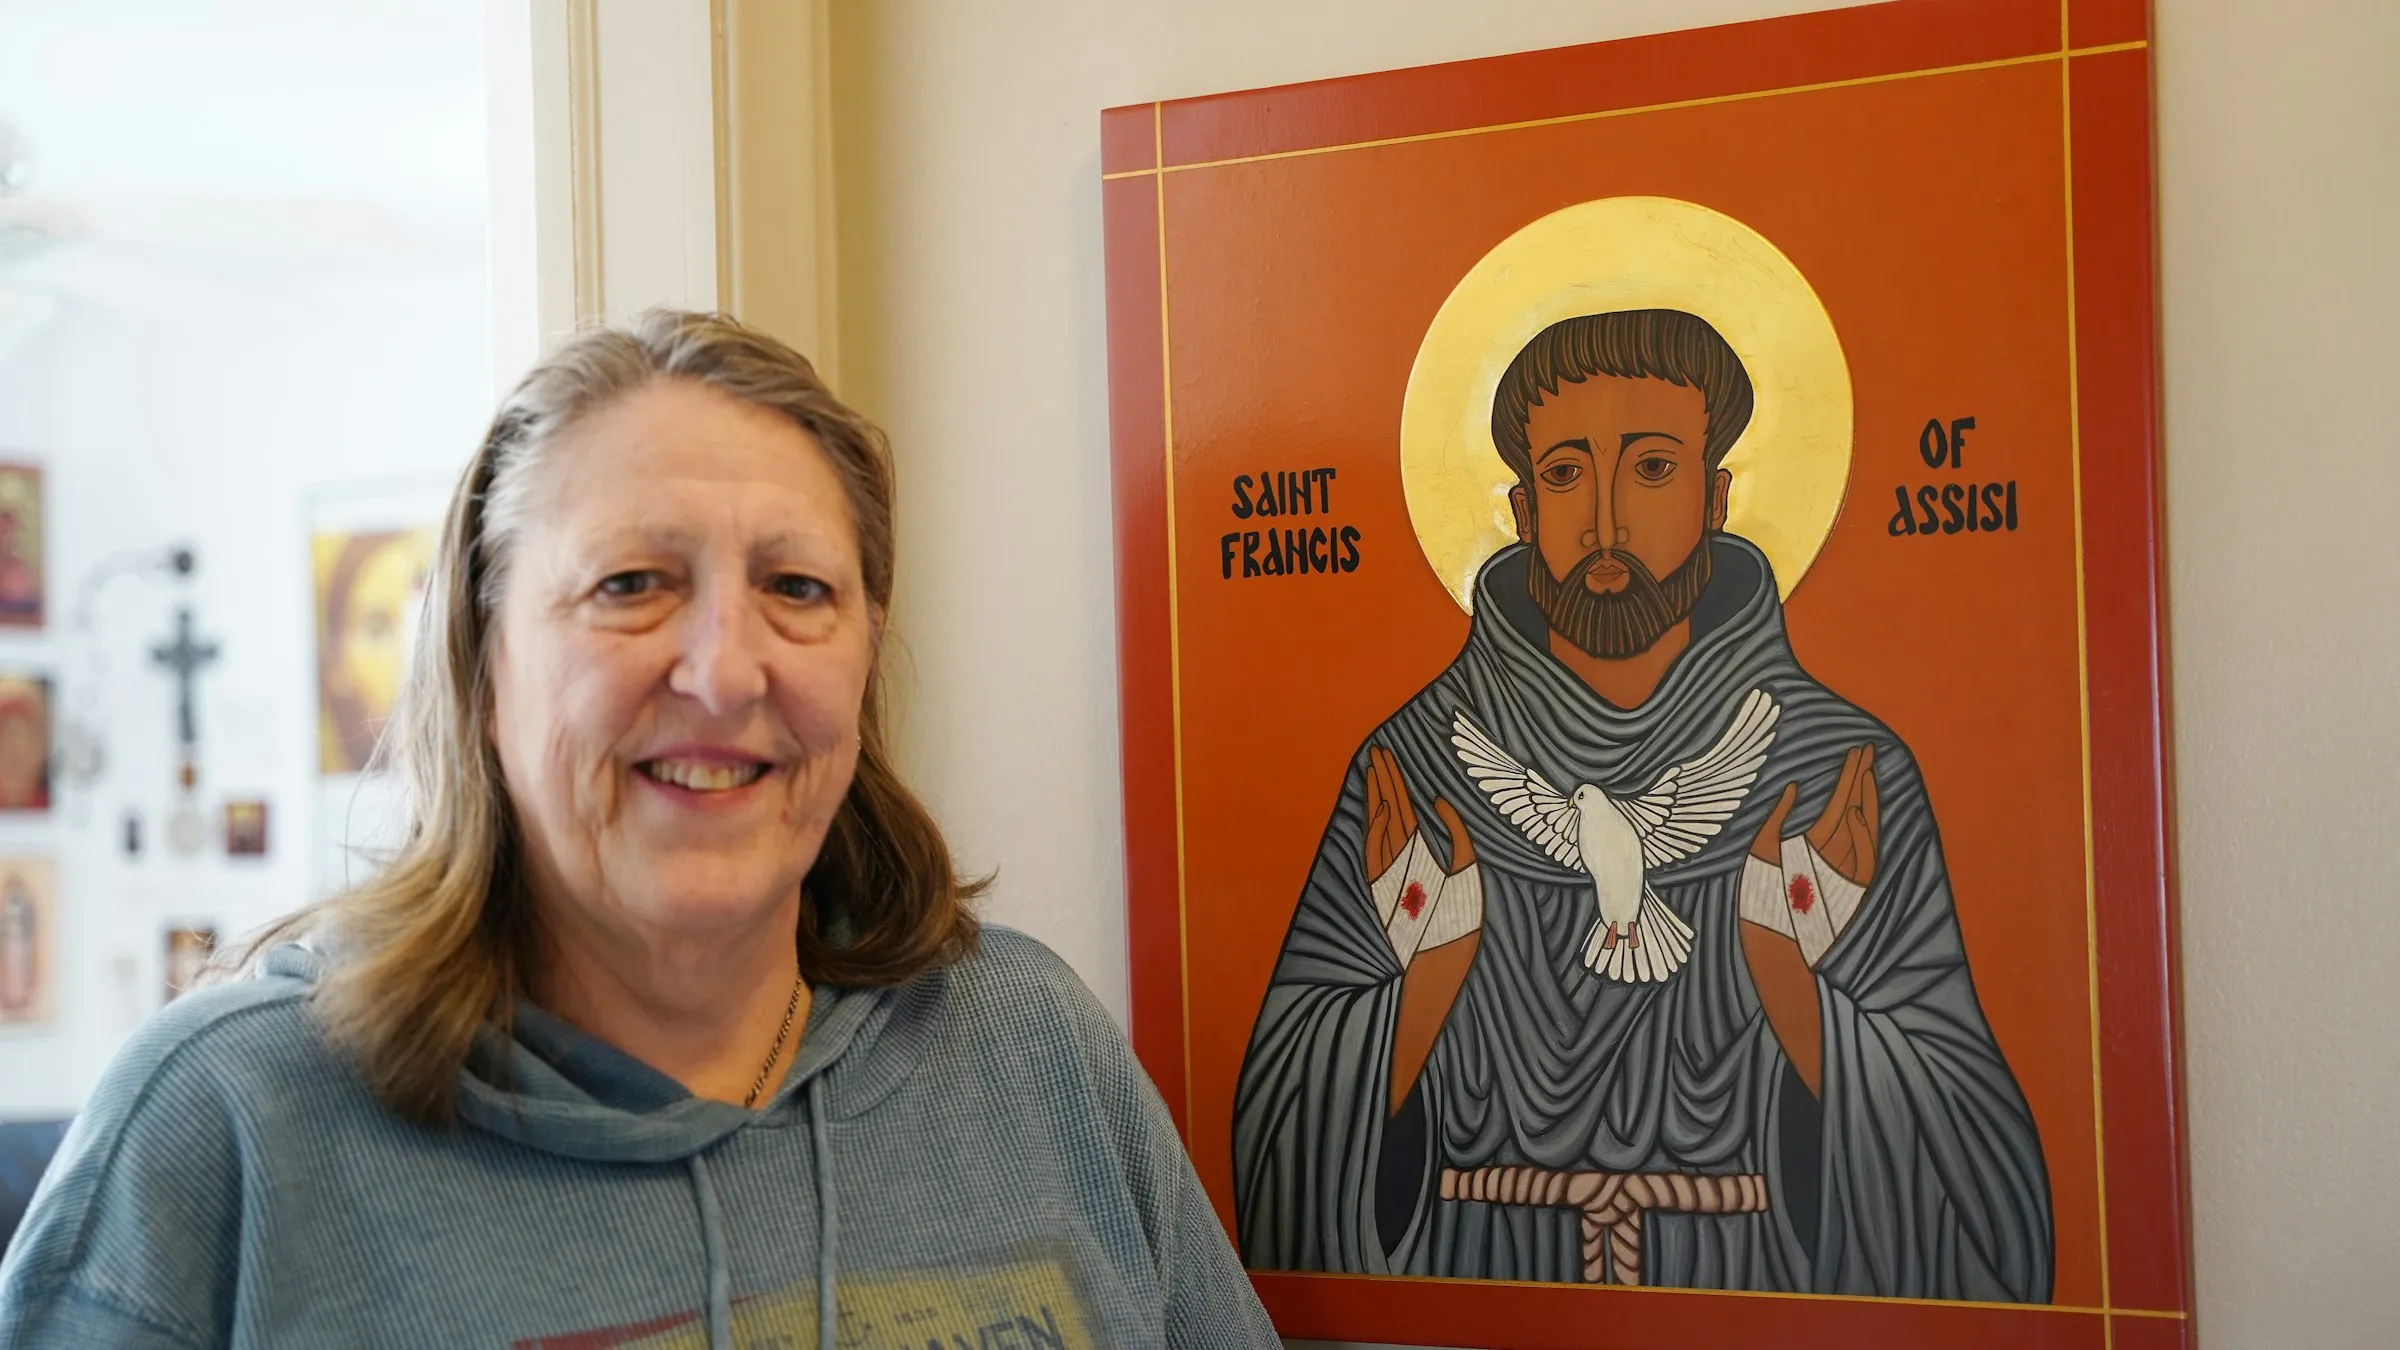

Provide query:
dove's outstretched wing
left=1619, top=688, right=1781, bottom=870
left=1450, top=711, right=1582, bottom=871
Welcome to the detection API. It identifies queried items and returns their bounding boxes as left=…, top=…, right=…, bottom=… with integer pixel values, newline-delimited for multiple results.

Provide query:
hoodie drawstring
left=808, top=1073, right=840, bottom=1350
left=688, top=1153, right=735, bottom=1350
left=686, top=1079, right=838, bottom=1350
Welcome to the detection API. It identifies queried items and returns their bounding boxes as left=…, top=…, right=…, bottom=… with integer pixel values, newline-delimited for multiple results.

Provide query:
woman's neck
left=530, top=895, right=811, bottom=1108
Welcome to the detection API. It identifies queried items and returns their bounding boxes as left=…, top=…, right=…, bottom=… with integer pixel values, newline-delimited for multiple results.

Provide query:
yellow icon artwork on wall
left=313, top=527, right=433, bottom=775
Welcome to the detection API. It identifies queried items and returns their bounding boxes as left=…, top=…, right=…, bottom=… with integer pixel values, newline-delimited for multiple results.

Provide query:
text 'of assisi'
left=1887, top=415, right=2021, bottom=537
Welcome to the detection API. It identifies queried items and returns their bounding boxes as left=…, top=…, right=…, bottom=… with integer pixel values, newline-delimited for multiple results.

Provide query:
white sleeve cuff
left=1417, top=864, right=1483, bottom=953
left=1371, top=834, right=1483, bottom=968
left=1375, top=834, right=1446, bottom=966
left=1739, top=854, right=1794, bottom=939
left=1371, top=832, right=1434, bottom=927
left=1776, top=836, right=1867, bottom=968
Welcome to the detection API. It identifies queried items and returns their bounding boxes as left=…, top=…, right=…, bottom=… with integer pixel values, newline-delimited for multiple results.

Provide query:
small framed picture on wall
left=224, top=799, right=269, bottom=857
left=0, top=676, right=49, bottom=813
left=0, top=857, right=56, bottom=1026
left=0, top=462, right=41, bottom=630
left=164, top=926, right=218, bottom=1003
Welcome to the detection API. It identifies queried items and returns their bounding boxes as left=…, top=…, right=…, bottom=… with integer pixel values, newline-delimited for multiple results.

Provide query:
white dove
left=1449, top=689, right=1780, bottom=983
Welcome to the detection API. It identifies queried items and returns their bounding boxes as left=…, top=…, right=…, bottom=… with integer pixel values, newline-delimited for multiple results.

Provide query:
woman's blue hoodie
left=0, top=928, right=1275, bottom=1349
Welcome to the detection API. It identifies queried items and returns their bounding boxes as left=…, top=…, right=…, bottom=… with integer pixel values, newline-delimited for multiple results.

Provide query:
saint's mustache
left=1527, top=537, right=1711, bottom=661
left=1555, top=547, right=1662, bottom=589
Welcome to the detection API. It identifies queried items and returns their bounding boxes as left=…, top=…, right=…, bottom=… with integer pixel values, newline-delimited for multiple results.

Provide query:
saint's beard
left=1526, top=532, right=1714, bottom=661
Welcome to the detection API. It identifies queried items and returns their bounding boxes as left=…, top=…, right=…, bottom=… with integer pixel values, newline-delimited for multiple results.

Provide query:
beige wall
left=2156, top=2, right=2400, bottom=1346
left=829, top=2, right=2400, bottom=1345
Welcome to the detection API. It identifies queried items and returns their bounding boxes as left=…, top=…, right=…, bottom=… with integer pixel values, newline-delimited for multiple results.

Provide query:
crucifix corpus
left=150, top=605, right=220, bottom=853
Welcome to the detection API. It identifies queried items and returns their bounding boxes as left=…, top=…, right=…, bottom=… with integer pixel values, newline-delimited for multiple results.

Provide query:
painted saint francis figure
left=1231, top=309, right=2055, bottom=1299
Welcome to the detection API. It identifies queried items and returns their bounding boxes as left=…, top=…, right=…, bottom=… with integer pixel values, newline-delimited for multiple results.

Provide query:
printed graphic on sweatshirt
left=515, top=1250, right=1103, bottom=1350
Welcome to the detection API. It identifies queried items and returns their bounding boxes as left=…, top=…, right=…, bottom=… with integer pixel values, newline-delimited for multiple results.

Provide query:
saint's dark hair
left=1490, top=310, right=1756, bottom=484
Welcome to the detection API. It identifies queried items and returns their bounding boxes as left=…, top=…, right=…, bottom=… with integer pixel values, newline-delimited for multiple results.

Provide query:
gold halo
left=1399, top=196, right=1852, bottom=609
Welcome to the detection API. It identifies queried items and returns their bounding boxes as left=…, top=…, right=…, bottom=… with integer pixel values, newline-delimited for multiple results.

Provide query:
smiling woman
left=0, top=311, right=1277, bottom=1350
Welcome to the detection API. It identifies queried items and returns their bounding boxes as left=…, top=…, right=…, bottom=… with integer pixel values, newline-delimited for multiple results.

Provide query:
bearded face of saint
left=1493, top=310, right=1754, bottom=663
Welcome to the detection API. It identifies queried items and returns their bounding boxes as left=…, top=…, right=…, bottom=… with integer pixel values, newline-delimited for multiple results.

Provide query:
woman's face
left=488, top=379, right=876, bottom=949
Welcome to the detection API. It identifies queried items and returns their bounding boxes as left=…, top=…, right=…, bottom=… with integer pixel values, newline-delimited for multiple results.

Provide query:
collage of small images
left=0, top=460, right=279, bottom=1031
left=0, top=863, right=212, bottom=1028
left=0, top=459, right=55, bottom=1030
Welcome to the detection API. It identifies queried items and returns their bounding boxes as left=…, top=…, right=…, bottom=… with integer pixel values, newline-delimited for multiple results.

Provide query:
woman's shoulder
left=897, top=925, right=1173, bottom=1149
left=0, top=963, right=333, bottom=1338
left=915, top=925, right=1132, bottom=1068
left=951, top=922, right=1084, bottom=984
left=940, top=924, right=1109, bottom=1020
left=83, top=951, right=339, bottom=1134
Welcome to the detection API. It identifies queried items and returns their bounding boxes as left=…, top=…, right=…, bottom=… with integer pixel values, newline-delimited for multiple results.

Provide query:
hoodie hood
left=260, top=943, right=881, bottom=1157
left=261, top=942, right=864, bottom=1350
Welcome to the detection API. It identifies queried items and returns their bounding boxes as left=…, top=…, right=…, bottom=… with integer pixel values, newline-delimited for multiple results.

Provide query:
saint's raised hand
left=1748, top=742, right=1881, bottom=887
left=1809, top=744, right=1880, bottom=886
left=1364, top=744, right=1475, bottom=881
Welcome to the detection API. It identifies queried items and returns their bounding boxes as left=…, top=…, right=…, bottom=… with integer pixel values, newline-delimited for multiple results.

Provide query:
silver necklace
left=743, top=970, right=804, bottom=1110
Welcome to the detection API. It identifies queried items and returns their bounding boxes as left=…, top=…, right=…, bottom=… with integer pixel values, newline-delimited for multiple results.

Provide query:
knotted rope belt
left=1440, top=1165, right=1770, bottom=1286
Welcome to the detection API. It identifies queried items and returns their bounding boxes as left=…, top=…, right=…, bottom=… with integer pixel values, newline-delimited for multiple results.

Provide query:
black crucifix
left=150, top=605, right=220, bottom=789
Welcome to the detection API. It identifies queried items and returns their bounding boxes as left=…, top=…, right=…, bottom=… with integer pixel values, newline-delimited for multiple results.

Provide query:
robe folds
left=1230, top=537, right=2054, bottom=1301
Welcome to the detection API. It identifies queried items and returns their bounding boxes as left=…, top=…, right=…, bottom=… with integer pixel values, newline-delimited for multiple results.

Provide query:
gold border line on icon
left=1144, top=32, right=2160, bottom=1323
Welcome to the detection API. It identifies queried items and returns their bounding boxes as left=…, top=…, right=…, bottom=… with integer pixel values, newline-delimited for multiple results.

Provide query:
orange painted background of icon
left=1153, top=54, right=2103, bottom=1307
left=1104, top=1, right=2182, bottom=1343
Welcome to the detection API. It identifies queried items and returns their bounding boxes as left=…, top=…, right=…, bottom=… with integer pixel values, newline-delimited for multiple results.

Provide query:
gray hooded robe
left=1230, top=536, right=2053, bottom=1301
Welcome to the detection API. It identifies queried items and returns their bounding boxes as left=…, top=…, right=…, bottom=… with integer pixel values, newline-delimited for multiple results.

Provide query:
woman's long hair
left=238, top=310, right=982, bottom=1125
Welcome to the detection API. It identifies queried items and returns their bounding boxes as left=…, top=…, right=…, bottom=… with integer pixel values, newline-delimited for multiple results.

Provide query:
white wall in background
left=0, top=0, right=490, bottom=1116
left=2154, top=2, right=2400, bottom=1347
left=830, top=1, right=2400, bottom=1347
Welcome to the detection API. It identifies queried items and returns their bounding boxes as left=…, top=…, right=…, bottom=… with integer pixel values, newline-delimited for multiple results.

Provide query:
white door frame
left=485, top=0, right=839, bottom=395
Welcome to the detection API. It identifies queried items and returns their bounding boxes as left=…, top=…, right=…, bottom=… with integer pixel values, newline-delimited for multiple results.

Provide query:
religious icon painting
left=0, top=676, right=51, bottom=813
left=0, top=462, right=42, bottom=630
left=223, top=799, right=268, bottom=857
left=312, top=524, right=432, bottom=775
left=163, top=925, right=217, bottom=1003
left=1099, top=3, right=2183, bottom=1348
left=308, top=482, right=447, bottom=898
left=0, top=857, right=56, bottom=1027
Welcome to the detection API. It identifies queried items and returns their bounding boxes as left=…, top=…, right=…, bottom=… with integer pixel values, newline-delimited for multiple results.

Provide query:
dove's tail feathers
left=1640, top=893, right=1694, bottom=979
left=1645, top=888, right=1695, bottom=946
left=1586, top=921, right=1626, bottom=982
left=1585, top=893, right=1694, bottom=983
left=1626, top=929, right=1661, bottom=984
